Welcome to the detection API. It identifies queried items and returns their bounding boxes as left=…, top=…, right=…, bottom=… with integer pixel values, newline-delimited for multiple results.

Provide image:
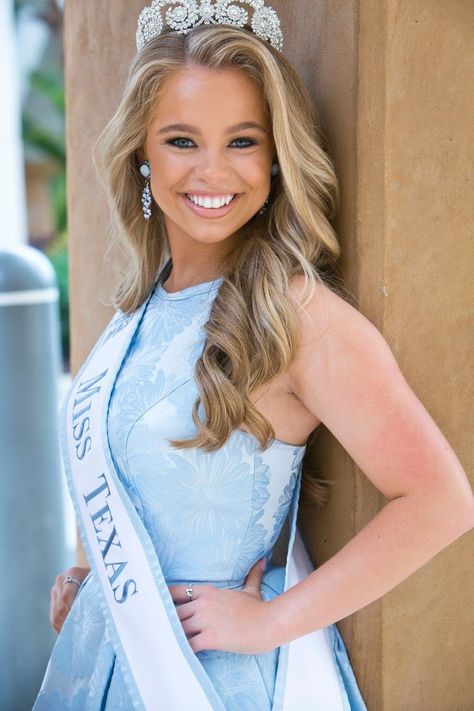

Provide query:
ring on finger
left=64, top=576, right=82, bottom=588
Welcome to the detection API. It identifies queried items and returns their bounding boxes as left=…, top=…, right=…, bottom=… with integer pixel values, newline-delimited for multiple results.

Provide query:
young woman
left=34, top=3, right=474, bottom=709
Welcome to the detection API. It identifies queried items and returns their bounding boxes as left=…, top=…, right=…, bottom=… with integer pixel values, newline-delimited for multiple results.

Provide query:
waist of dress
left=166, top=576, right=248, bottom=590
left=166, top=564, right=286, bottom=594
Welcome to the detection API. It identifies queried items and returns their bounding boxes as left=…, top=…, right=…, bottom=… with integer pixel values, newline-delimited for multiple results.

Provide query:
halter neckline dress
left=33, top=265, right=367, bottom=710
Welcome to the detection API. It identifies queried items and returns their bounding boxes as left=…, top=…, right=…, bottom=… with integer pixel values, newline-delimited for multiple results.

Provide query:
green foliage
left=21, top=57, right=69, bottom=361
left=22, top=114, right=65, bottom=164
left=16, top=0, right=69, bottom=363
left=29, top=69, right=65, bottom=113
left=45, top=231, right=69, bottom=364
left=22, top=68, right=65, bottom=166
left=49, top=170, right=67, bottom=235
left=21, top=68, right=66, bottom=235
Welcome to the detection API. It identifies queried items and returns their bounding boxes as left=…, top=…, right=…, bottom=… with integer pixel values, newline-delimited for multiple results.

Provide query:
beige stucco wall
left=299, top=2, right=474, bottom=709
left=362, top=3, right=474, bottom=708
left=64, top=1, right=144, bottom=370
left=64, top=1, right=474, bottom=708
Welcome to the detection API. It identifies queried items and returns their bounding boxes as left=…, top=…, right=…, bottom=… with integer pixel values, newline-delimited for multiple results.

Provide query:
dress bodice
left=107, top=272, right=307, bottom=586
left=34, top=269, right=368, bottom=711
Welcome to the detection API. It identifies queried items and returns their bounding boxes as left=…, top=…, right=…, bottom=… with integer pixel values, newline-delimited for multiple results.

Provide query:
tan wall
left=364, top=3, right=474, bottom=708
left=64, top=0, right=147, bottom=370
left=65, top=1, right=474, bottom=708
left=25, top=161, right=59, bottom=241
left=299, top=2, right=474, bottom=709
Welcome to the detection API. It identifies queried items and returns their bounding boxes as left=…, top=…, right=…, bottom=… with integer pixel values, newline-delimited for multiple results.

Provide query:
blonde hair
left=94, top=24, right=343, bottom=508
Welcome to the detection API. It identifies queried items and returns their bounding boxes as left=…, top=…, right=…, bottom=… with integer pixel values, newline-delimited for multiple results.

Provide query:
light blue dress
left=34, top=269, right=367, bottom=710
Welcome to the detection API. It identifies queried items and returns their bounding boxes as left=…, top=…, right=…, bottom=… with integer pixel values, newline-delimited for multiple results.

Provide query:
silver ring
left=185, top=583, right=193, bottom=601
left=64, top=576, right=82, bottom=588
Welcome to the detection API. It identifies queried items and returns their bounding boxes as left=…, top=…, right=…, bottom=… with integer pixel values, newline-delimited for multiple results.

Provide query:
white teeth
left=186, top=194, right=235, bottom=208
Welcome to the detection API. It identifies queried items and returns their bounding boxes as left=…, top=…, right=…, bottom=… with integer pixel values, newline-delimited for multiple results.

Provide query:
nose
left=195, top=147, right=231, bottom=182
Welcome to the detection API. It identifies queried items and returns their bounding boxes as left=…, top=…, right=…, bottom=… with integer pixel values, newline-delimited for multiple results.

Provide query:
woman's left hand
left=168, top=558, right=276, bottom=655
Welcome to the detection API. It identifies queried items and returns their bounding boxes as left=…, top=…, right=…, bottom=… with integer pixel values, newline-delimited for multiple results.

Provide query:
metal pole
left=0, top=245, right=68, bottom=710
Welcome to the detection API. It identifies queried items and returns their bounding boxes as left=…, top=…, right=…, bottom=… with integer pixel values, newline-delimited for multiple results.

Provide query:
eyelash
left=165, top=136, right=257, bottom=150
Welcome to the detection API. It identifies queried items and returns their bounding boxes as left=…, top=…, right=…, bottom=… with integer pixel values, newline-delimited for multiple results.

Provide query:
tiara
left=136, top=1, right=283, bottom=53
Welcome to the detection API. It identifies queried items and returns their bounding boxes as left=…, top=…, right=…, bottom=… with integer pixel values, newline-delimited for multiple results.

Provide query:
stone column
left=294, top=2, right=474, bottom=710
left=64, top=2, right=474, bottom=708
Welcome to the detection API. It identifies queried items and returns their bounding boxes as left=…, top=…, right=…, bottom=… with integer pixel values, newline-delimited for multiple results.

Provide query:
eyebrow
left=156, top=121, right=268, bottom=135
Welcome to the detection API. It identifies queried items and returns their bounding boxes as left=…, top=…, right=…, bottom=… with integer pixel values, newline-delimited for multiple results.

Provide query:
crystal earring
left=140, top=160, right=152, bottom=220
left=271, top=162, right=280, bottom=178
left=258, top=195, right=271, bottom=215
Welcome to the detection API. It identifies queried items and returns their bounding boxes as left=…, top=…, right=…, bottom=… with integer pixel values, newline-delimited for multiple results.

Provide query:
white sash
left=61, top=279, right=363, bottom=710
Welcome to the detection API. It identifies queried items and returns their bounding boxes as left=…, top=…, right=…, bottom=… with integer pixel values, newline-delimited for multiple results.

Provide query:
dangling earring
left=258, top=195, right=271, bottom=215
left=140, top=160, right=152, bottom=220
left=259, top=162, right=280, bottom=215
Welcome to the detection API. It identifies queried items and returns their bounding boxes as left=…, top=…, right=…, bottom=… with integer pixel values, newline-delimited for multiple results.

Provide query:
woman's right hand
left=50, top=566, right=90, bottom=634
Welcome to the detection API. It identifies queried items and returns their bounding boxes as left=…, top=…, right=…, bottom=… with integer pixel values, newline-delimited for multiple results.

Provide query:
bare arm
left=76, top=526, right=90, bottom=568
left=49, top=527, right=90, bottom=634
left=267, top=280, right=474, bottom=646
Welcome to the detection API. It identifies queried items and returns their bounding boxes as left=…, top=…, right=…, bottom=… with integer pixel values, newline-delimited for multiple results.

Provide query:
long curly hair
left=93, top=24, right=344, bottom=508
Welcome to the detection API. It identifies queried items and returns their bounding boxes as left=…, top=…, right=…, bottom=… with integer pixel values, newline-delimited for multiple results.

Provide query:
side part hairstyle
left=94, top=24, right=342, bottom=507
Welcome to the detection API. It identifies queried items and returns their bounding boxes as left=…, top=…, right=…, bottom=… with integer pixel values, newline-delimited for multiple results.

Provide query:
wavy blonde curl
left=93, top=24, right=346, bottom=509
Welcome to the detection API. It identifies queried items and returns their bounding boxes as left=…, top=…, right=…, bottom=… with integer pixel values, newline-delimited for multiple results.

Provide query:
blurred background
left=3, top=0, right=75, bottom=556
left=1, top=2, right=76, bottom=705
left=11, top=0, right=68, bottom=359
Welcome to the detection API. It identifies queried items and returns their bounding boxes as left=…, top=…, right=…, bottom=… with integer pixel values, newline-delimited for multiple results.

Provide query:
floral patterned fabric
left=33, top=273, right=352, bottom=709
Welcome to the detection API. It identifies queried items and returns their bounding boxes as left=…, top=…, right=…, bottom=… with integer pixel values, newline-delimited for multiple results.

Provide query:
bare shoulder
left=286, top=273, right=473, bottom=505
left=287, top=272, right=403, bottom=405
left=287, top=273, right=392, bottom=372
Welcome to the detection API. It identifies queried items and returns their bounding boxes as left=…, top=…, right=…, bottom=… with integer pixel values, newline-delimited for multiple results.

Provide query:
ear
left=135, top=148, right=147, bottom=164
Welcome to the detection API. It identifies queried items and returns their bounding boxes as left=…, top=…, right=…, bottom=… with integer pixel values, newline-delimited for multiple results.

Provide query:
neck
left=162, top=257, right=226, bottom=292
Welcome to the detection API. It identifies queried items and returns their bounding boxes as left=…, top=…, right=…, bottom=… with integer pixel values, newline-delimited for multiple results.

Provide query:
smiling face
left=141, top=63, right=275, bottom=259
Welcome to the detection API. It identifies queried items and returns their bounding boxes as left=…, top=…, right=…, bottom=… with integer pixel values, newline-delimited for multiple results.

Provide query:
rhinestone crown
left=136, top=0, right=283, bottom=53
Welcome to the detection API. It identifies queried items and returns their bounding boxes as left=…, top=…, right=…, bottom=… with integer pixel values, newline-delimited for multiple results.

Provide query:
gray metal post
left=0, top=245, right=68, bottom=710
